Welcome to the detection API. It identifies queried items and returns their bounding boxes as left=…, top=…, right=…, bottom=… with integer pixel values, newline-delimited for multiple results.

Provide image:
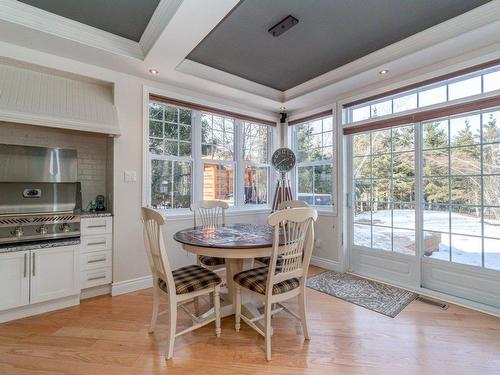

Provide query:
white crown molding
left=176, top=59, right=284, bottom=102
left=283, top=1, right=500, bottom=101
left=140, top=0, right=183, bottom=56
left=0, top=0, right=144, bottom=60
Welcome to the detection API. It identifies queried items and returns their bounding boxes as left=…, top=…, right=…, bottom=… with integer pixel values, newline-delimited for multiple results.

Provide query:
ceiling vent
left=268, top=15, right=299, bottom=37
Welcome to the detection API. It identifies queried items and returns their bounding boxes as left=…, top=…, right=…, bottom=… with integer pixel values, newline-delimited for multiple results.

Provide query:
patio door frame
left=344, top=121, right=500, bottom=310
left=345, top=123, right=422, bottom=290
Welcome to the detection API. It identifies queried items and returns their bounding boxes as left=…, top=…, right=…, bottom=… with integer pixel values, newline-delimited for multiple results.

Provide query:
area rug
left=306, top=271, right=417, bottom=318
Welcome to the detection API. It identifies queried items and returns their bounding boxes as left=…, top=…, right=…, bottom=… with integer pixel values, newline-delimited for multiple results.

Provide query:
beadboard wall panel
left=0, top=61, right=119, bottom=135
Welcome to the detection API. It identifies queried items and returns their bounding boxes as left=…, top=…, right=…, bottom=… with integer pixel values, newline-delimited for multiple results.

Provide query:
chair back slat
left=278, top=200, right=309, bottom=210
left=142, top=207, right=175, bottom=294
left=191, top=200, right=229, bottom=227
left=266, top=207, right=317, bottom=293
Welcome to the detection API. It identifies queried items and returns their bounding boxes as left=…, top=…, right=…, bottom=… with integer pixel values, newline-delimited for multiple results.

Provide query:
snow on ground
left=354, top=209, right=500, bottom=270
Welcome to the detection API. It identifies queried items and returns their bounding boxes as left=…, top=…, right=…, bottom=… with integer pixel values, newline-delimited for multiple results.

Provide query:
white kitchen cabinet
left=30, top=245, right=80, bottom=304
left=80, top=216, right=113, bottom=290
left=0, top=251, right=30, bottom=311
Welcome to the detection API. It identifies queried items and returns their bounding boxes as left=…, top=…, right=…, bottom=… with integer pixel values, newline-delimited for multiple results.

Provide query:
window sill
left=313, top=207, right=337, bottom=217
left=158, top=206, right=336, bottom=221
left=161, top=206, right=272, bottom=221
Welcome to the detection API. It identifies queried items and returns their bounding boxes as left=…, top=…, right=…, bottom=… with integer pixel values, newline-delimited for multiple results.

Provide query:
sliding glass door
left=350, top=124, right=419, bottom=286
left=348, top=109, right=500, bottom=306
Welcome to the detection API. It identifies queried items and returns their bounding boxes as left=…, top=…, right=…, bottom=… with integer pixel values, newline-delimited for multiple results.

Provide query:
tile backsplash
left=0, top=121, right=113, bottom=209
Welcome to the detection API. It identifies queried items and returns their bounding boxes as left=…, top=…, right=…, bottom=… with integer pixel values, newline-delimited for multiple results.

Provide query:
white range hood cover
left=0, top=59, right=119, bottom=135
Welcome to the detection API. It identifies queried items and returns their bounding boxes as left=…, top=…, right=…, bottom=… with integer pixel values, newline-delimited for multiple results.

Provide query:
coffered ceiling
left=0, top=0, right=500, bottom=116
left=18, top=0, right=161, bottom=42
left=187, top=0, right=491, bottom=91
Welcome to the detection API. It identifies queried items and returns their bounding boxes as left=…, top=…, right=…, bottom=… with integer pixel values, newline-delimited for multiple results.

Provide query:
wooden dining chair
left=190, top=200, right=229, bottom=271
left=142, top=207, right=222, bottom=360
left=255, top=200, right=310, bottom=266
left=233, top=207, right=318, bottom=361
left=277, top=199, right=309, bottom=210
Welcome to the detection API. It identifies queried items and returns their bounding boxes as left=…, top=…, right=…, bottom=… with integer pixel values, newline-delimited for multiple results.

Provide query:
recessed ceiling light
left=379, top=69, right=389, bottom=75
left=149, top=69, right=160, bottom=75
left=280, top=106, right=286, bottom=110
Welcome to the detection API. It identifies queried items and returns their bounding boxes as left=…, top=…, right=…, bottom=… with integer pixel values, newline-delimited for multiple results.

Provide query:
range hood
left=0, top=58, right=120, bottom=136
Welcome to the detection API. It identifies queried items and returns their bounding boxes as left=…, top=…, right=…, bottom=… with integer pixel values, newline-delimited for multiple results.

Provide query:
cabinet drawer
left=81, top=217, right=112, bottom=236
left=80, top=267, right=112, bottom=289
left=81, top=234, right=112, bottom=253
left=80, top=250, right=112, bottom=270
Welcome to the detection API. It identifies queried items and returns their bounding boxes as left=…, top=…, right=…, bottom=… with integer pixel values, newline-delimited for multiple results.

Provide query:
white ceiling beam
left=0, top=0, right=144, bottom=59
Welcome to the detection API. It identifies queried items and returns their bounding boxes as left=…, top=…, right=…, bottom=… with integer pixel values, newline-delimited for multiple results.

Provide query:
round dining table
left=173, top=223, right=275, bottom=321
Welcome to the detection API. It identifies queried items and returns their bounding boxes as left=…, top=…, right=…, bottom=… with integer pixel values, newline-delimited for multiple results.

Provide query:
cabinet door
left=0, top=251, right=30, bottom=311
left=30, top=246, right=80, bottom=304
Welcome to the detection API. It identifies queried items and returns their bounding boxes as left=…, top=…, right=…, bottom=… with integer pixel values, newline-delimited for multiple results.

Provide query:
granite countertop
left=0, top=238, right=81, bottom=254
left=80, top=211, right=113, bottom=218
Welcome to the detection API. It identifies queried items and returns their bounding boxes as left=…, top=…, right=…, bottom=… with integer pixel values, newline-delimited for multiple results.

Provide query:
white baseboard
left=0, top=295, right=80, bottom=323
left=80, top=284, right=111, bottom=300
left=311, top=256, right=343, bottom=272
left=111, top=275, right=153, bottom=296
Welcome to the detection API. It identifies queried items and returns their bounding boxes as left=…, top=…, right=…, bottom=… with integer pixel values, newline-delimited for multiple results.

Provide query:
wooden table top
left=173, top=223, right=275, bottom=249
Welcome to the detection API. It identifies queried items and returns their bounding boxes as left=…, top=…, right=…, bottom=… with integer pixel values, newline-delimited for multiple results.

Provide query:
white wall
left=0, top=41, right=278, bottom=284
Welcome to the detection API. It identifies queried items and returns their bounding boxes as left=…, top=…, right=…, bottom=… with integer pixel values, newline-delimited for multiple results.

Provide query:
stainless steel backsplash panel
left=0, top=144, right=77, bottom=182
left=0, top=182, right=82, bottom=215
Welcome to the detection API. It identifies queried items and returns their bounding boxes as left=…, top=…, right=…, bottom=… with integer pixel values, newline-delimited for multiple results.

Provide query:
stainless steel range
left=0, top=144, right=82, bottom=244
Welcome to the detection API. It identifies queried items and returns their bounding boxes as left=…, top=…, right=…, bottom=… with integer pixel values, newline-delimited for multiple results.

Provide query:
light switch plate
left=124, top=170, right=137, bottom=182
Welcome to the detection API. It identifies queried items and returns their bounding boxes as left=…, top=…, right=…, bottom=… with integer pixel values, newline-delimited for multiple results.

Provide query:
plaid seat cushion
left=255, top=256, right=283, bottom=268
left=233, top=267, right=299, bottom=295
left=159, top=265, right=222, bottom=295
left=199, top=255, right=225, bottom=267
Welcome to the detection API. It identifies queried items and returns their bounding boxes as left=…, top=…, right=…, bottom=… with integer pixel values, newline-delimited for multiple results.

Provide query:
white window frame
left=291, top=114, right=337, bottom=213
left=144, top=97, right=275, bottom=213
left=147, top=102, right=194, bottom=210
left=241, top=121, right=273, bottom=206
left=345, top=65, right=500, bottom=125
left=199, top=111, right=237, bottom=206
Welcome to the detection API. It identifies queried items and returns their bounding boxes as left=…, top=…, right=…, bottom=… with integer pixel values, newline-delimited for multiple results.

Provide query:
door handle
left=88, top=241, right=106, bottom=246
left=32, top=252, right=36, bottom=277
left=24, top=253, right=27, bottom=278
left=88, top=258, right=106, bottom=264
left=88, top=275, right=106, bottom=281
left=88, top=224, right=106, bottom=229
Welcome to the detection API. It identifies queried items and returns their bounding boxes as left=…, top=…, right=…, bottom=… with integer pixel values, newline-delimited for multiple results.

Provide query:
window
left=293, top=116, right=334, bottom=206
left=422, top=110, right=500, bottom=270
left=353, top=125, right=416, bottom=254
left=149, top=102, right=193, bottom=209
left=242, top=122, right=271, bottom=205
left=147, top=100, right=274, bottom=210
left=201, top=113, right=235, bottom=205
left=351, top=109, right=500, bottom=270
left=345, top=64, right=500, bottom=124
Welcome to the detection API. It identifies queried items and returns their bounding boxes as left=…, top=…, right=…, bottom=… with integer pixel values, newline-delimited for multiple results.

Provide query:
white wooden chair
left=190, top=200, right=229, bottom=271
left=278, top=199, right=309, bottom=210
left=255, top=200, right=309, bottom=266
left=142, top=207, right=222, bottom=360
left=233, top=207, right=318, bottom=361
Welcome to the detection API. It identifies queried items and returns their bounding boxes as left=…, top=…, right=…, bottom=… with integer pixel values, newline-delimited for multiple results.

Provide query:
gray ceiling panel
left=18, top=0, right=160, bottom=42
left=187, top=0, right=491, bottom=91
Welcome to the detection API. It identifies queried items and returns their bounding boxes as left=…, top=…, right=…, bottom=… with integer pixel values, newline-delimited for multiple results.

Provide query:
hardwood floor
left=0, top=266, right=499, bottom=375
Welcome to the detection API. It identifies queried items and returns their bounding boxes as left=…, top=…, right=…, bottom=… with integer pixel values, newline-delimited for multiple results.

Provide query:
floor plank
left=0, top=266, right=498, bottom=375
